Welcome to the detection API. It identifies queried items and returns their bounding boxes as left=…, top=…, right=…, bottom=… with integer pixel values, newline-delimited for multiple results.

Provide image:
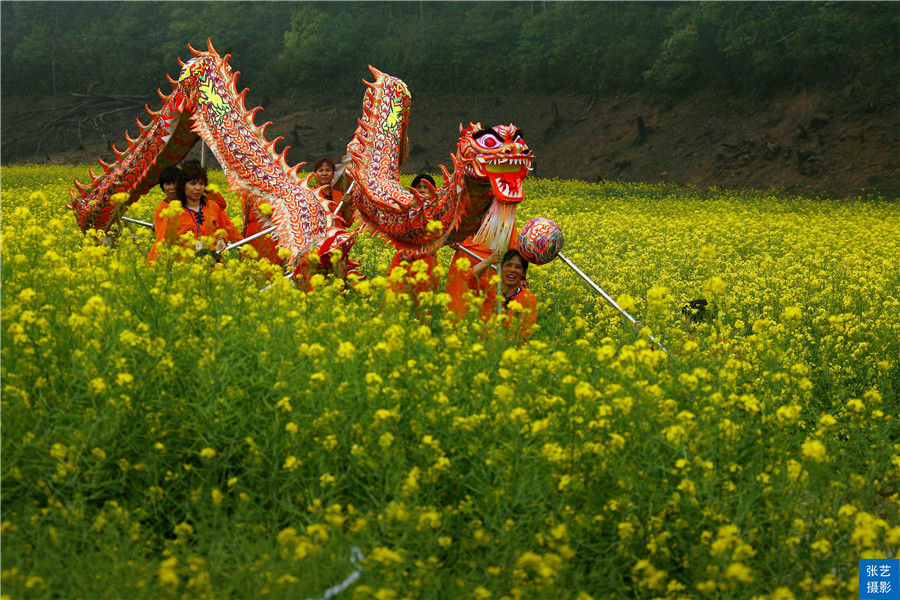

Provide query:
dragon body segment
left=345, top=67, right=534, bottom=257
left=69, top=40, right=350, bottom=266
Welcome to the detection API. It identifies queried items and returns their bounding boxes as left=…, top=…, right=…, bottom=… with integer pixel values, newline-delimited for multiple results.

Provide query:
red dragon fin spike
left=237, top=89, right=248, bottom=111
left=98, top=159, right=114, bottom=174
left=178, top=57, right=186, bottom=67
left=187, top=43, right=201, bottom=57
left=246, top=107, right=261, bottom=126
left=72, top=178, right=89, bottom=196
left=368, top=65, right=384, bottom=78
left=266, top=136, right=284, bottom=155
left=166, top=74, right=178, bottom=86
left=206, top=38, right=217, bottom=55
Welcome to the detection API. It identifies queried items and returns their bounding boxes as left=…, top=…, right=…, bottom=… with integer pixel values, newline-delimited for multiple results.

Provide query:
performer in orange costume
left=146, top=163, right=240, bottom=264
left=468, top=248, right=537, bottom=341
left=446, top=224, right=519, bottom=319
left=388, top=175, right=441, bottom=300
left=241, top=195, right=282, bottom=265
left=149, top=165, right=180, bottom=250
left=388, top=253, right=439, bottom=300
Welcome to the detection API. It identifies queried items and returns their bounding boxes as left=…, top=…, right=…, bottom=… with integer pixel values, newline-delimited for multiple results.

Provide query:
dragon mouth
left=484, top=160, right=529, bottom=202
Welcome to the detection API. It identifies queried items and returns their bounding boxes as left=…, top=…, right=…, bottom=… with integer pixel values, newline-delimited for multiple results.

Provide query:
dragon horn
left=206, top=38, right=217, bottom=55
left=367, top=65, right=385, bottom=78
left=187, top=43, right=201, bottom=57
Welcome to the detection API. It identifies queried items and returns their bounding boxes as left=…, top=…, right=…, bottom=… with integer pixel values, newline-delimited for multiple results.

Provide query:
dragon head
left=456, top=123, right=533, bottom=203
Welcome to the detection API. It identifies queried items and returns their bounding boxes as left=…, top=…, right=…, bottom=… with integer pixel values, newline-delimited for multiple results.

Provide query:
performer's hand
left=216, top=238, right=227, bottom=253
left=521, top=279, right=529, bottom=289
left=486, top=248, right=505, bottom=265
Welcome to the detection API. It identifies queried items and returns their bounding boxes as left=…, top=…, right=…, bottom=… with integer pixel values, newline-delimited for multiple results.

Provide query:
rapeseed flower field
left=2, top=165, right=898, bottom=599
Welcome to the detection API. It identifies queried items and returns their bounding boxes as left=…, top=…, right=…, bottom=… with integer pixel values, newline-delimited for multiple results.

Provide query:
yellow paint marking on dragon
left=383, top=85, right=410, bottom=135
left=198, top=79, right=228, bottom=123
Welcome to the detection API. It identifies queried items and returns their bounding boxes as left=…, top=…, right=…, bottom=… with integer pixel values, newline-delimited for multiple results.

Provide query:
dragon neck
left=346, top=69, right=411, bottom=210
left=466, top=176, right=515, bottom=250
left=443, top=174, right=511, bottom=247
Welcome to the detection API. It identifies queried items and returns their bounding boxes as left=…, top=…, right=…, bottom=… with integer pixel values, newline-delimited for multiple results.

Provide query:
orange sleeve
left=507, top=288, right=538, bottom=342
left=152, top=201, right=167, bottom=232
left=207, top=191, right=227, bottom=211
left=212, top=205, right=241, bottom=243
left=519, top=289, right=538, bottom=336
left=146, top=204, right=184, bottom=265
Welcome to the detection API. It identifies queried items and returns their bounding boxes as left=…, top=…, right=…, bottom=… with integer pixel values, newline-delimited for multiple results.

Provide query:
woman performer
left=468, top=248, right=538, bottom=342
left=146, top=163, right=240, bottom=264
left=445, top=225, right=520, bottom=320
left=314, top=157, right=353, bottom=228
left=146, top=166, right=179, bottom=264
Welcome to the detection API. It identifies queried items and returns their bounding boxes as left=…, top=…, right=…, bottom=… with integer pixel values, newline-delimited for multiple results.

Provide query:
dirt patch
left=3, top=85, right=898, bottom=199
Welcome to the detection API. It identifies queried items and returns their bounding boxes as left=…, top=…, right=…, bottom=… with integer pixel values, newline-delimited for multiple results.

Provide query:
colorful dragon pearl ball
left=517, top=217, right=564, bottom=265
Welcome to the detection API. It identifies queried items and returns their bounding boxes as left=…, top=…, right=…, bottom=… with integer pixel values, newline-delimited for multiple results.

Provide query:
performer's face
left=501, top=255, right=525, bottom=288
left=163, top=181, right=178, bottom=202
left=415, top=180, right=433, bottom=197
left=316, top=163, right=334, bottom=187
left=185, top=179, right=206, bottom=203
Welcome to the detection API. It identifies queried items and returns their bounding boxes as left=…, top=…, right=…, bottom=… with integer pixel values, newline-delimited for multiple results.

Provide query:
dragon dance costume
left=69, top=40, right=535, bottom=298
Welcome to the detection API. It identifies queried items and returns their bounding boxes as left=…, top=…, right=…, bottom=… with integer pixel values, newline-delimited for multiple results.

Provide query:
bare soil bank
left=4, top=85, right=898, bottom=199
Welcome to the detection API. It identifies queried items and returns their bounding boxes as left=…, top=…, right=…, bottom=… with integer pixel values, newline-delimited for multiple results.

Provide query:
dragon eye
left=476, top=133, right=502, bottom=149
